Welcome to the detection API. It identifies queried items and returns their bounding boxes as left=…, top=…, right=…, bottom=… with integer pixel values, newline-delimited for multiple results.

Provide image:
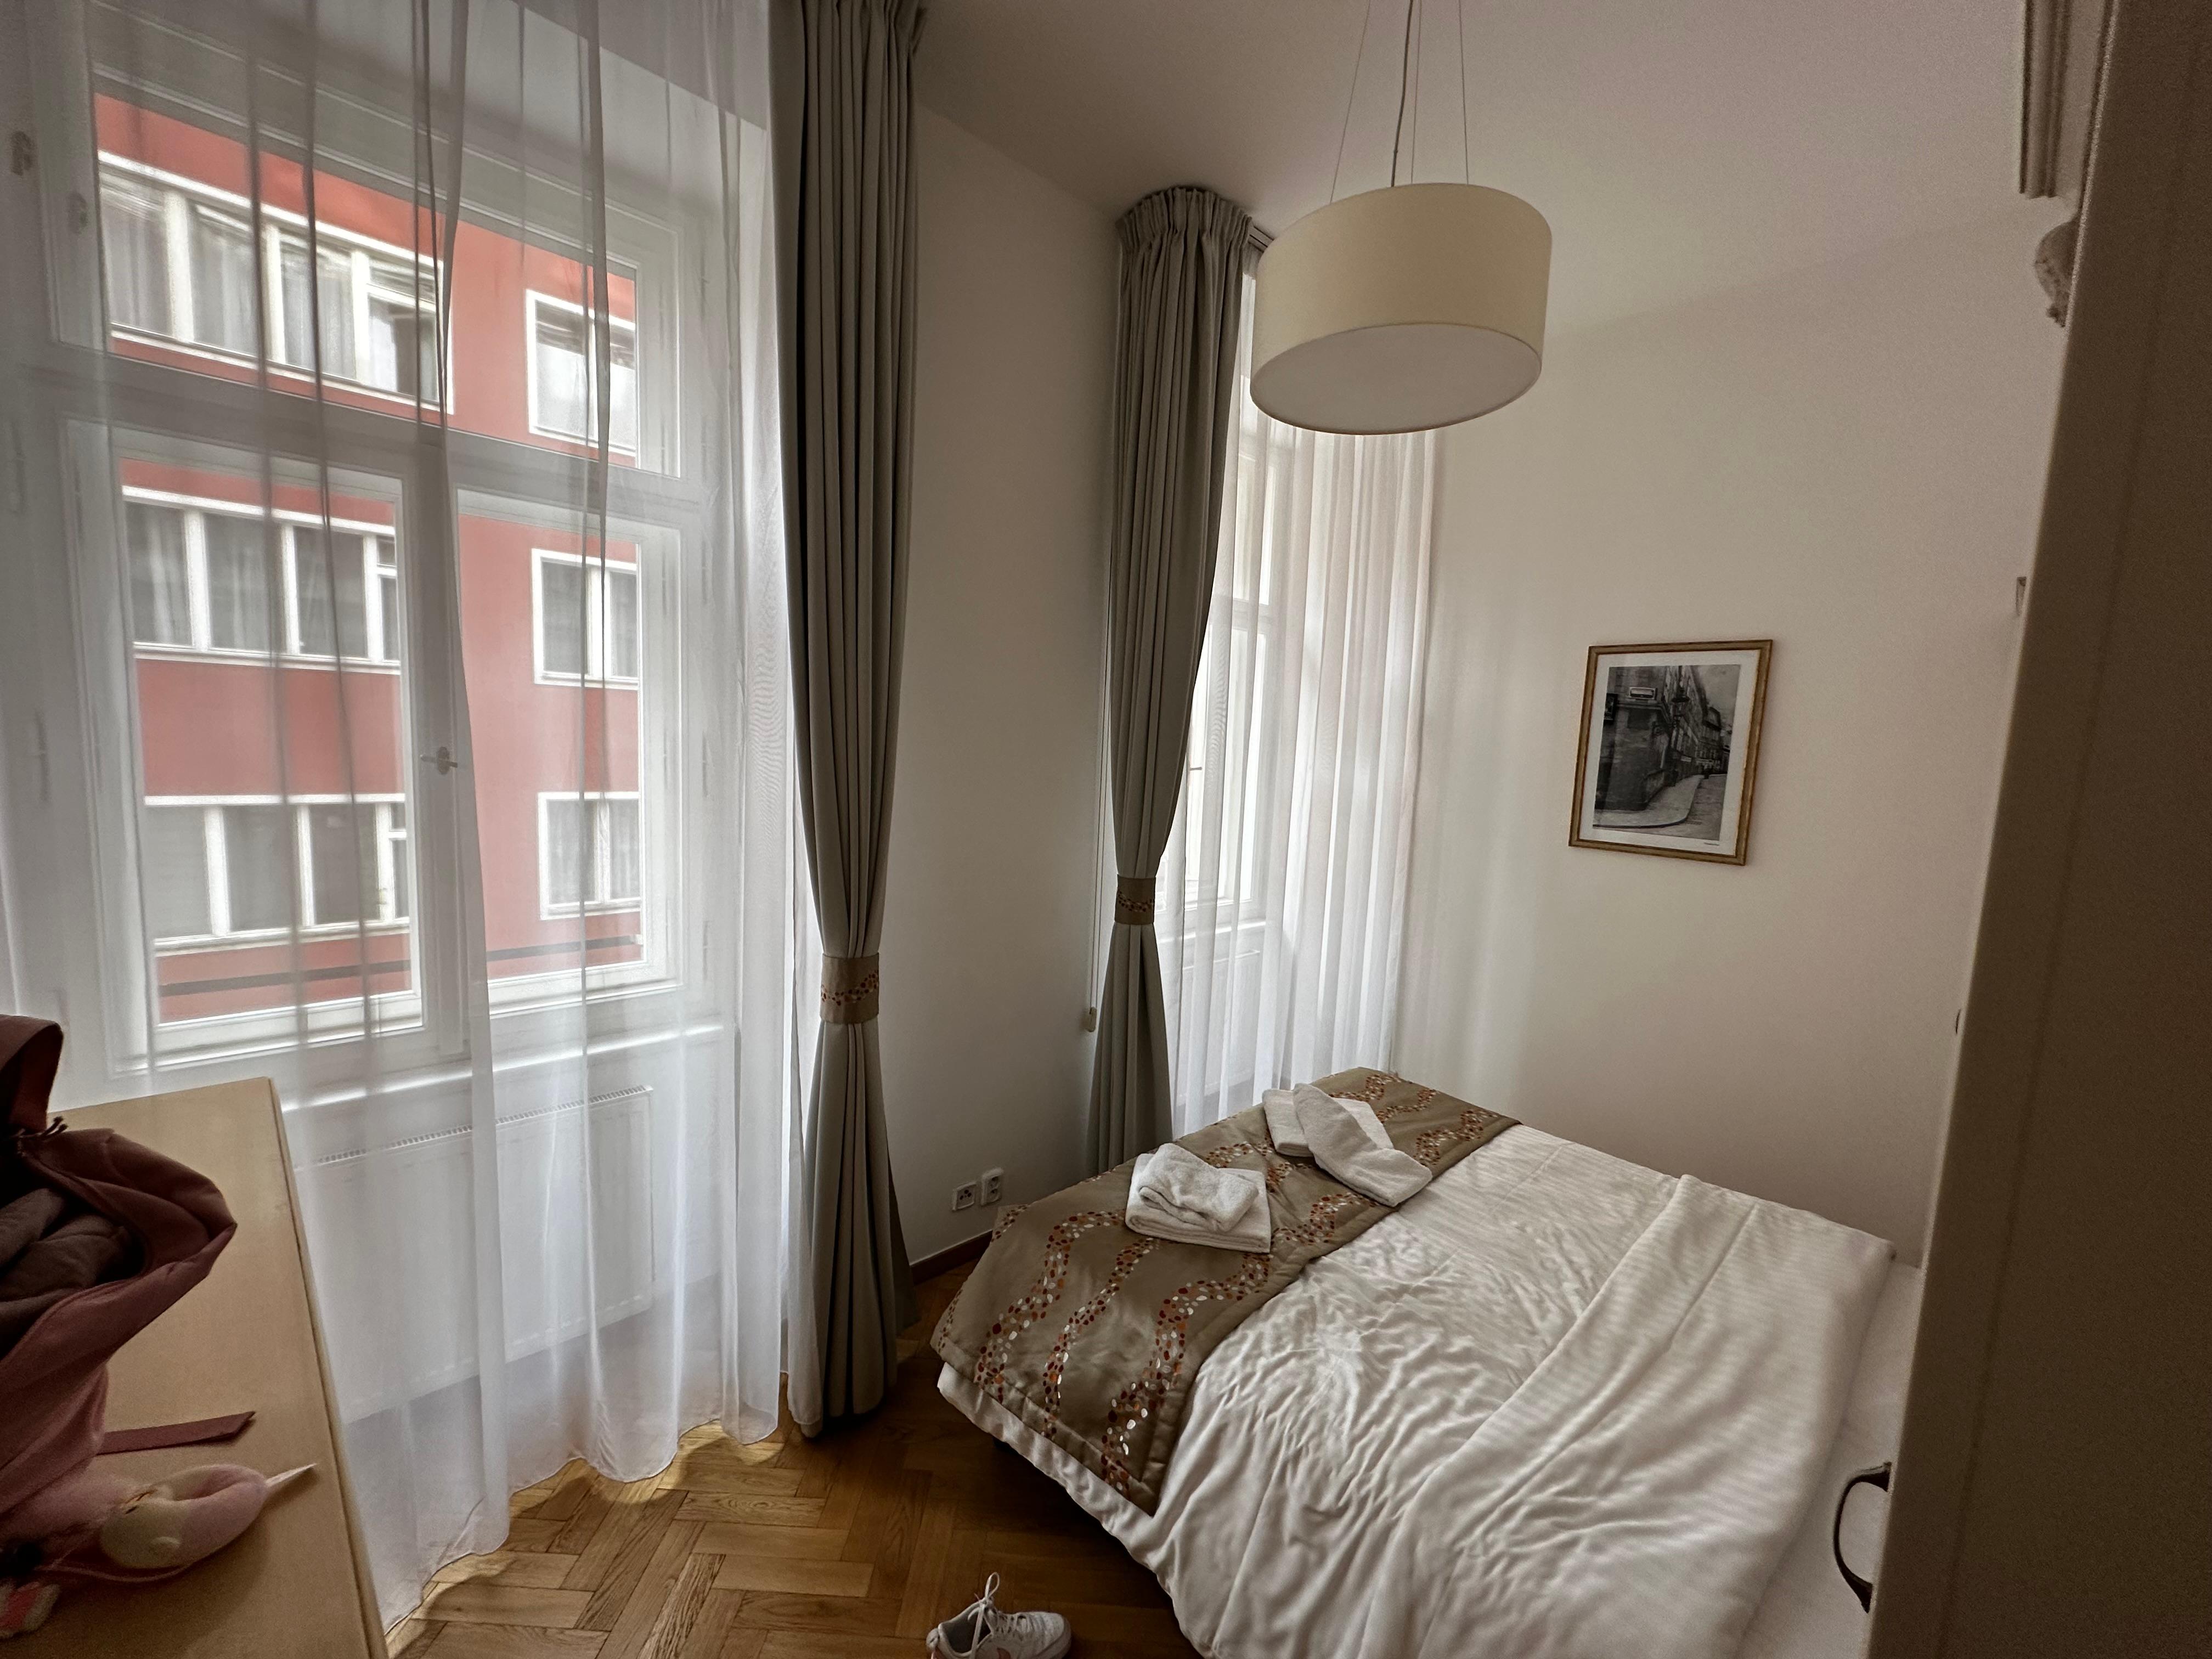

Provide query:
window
left=274, top=231, right=438, bottom=397
left=125, top=499, right=193, bottom=646
left=289, top=526, right=398, bottom=661
left=140, top=799, right=409, bottom=943
left=100, top=173, right=171, bottom=335
left=189, top=200, right=256, bottom=356
left=302, top=800, right=410, bottom=928
left=527, top=292, right=640, bottom=453
left=121, top=493, right=399, bottom=664
left=1181, top=602, right=1273, bottom=918
left=533, top=550, right=641, bottom=684
left=97, top=157, right=441, bottom=402
left=140, top=802, right=213, bottom=941
left=94, top=443, right=420, bottom=1035
left=275, top=235, right=353, bottom=381
left=539, top=794, right=642, bottom=915
left=1157, top=271, right=1435, bottom=1131
left=203, top=513, right=274, bottom=652
left=23, top=30, right=703, bottom=1055
left=469, top=494, right=661, bottom=996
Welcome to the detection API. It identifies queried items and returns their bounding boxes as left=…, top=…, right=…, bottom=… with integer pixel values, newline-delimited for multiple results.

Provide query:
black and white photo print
left=1570, top=641, right=1771, bottom=864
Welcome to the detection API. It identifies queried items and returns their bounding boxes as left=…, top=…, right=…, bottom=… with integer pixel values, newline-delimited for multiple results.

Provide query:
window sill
left=154, top=919, right=414, bottom=953
left=133, top=644, right=403, bottom=675
left=532, top=672, right=642, bottom=690
left=109, top=328, right=445, bottom=414
left=525, top=416, right=641, bottom=460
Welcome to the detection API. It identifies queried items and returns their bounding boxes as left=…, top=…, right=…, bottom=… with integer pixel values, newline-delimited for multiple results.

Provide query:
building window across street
left=532, top=549, right=640, bottom=684
left=142, top=798, right=410, bottom=944
left=539, top=793, right=642, bottom=916
left=99, top=158, right=441, bottom=400
left=526, top=291, right=640, bottom=453
left=123, top=493, right=400, bottom=664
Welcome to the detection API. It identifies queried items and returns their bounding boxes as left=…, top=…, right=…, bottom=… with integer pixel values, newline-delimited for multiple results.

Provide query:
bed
left=934, top=1076, right=1909, bottom=1659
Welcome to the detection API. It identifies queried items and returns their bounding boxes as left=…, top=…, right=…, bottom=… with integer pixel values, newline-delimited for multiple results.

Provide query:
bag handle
left=0, top=1017, right=63, bottom=1136
left=1832, top=1460, right=1893, bottom=1612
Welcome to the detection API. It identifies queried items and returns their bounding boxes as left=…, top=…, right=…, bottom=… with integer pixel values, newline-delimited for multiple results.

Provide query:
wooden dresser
left=36, top=1079, right=386, bottom=1657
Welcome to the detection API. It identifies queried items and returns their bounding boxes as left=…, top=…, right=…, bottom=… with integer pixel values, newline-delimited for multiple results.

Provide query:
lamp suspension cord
left=1409, top=0, right=1425, bottom=179
left=1329, top=0, right=1376, bottom=202
left=1458, top=0, right=1471, bottom=182
left=1390, top=0, right=1416, bottom=184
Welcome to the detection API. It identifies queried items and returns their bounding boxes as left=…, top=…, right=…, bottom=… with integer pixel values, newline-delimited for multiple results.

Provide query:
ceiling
left=915, top=0, right=2034, bottom=336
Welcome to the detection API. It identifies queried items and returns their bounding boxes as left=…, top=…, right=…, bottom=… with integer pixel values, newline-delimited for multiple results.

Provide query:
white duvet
left=941, top=1126, right=1892, bottom=1659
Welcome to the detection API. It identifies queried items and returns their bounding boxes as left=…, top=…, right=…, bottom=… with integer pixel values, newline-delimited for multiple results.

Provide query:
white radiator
left=296, top=1084, right=657, bottom=1421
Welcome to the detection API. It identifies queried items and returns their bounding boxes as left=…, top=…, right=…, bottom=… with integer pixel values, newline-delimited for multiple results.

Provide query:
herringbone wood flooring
left=388, top=1265, right=1200, bottom=1658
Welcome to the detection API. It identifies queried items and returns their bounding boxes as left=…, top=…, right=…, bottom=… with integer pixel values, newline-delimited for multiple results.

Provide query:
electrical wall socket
left=952, top=1182, right=978, bottom=1212
left=980, top=1167, right=1005, bottom=1206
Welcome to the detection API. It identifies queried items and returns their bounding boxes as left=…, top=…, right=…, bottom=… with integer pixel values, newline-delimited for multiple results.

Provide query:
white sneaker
left=924, top=1572, right=1071, bottom=1659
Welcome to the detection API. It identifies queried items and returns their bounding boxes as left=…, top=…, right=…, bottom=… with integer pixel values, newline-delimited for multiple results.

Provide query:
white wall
left=879, top=109, right=1115, bottom=1261
left=1395, top=206, right=2067, bottom=1259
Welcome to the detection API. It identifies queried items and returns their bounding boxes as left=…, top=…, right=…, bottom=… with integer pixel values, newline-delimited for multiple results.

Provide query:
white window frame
left=8, top=1, right=726, bottom=1092
left=142, top=794, right=411, bottom=947
left=281, top=522, right=400, bottom=665
left=119, top=487, right=402, bottom=670
left=531, top=548, right=642, bottom=685
left=469, top=490, right=679, bottom=1014
left=96, top=153, right=449, bottom=410
left=535, top=791, right=644, bottom=918
left=61, top=428, right=435, bottom=1068
left=1178, top=383, right=1285, bottom=936
left=523, top=289, right=641, bottom=455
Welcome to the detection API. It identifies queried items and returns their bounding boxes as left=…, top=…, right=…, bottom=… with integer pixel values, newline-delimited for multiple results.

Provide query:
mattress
left=941, top=1125, right=1906, bottom=1658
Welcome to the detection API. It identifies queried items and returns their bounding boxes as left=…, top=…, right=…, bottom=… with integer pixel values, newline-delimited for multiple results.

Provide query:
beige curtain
left=771, top=0, right=923, bottom=1428
left=1087, top=187, right=1252, bottom=1172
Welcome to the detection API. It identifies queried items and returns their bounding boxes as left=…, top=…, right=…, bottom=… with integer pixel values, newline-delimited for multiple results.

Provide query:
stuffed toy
left=0, top=1463, right=311, bottom=1637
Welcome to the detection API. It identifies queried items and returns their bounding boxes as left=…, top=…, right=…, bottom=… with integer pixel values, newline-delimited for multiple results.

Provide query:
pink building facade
left=97, top=95, right=648, bottom=1028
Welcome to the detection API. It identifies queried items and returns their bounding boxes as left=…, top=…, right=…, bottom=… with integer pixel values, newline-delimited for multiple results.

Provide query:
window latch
left=420, top=746, right=462, bottom=776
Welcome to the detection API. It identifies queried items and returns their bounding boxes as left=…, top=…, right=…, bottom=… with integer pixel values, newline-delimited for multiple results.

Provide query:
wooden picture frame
left=1568, top=640, right=1772, bottom=865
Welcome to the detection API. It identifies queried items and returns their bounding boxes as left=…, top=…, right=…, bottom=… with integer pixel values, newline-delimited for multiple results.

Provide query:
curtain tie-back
left=821, top=954, right=882, bottom=1025
left=1114, top=874, right=1159, bottom=927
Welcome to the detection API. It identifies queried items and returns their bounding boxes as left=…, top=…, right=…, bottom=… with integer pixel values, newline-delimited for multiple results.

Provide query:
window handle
left=420, top=746, right=462, bottom=776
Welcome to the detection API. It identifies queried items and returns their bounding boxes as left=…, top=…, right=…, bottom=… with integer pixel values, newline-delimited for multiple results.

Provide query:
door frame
left=1869, top=0, right=2212, bottom=1652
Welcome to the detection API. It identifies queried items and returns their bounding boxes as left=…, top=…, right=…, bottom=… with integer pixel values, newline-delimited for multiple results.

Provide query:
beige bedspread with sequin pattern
left=928, top=1069, right=1515, bottom=1513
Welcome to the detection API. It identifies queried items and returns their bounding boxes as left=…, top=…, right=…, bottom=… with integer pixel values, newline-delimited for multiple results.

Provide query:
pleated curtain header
left=1118, top=185, right=1255, bottom=262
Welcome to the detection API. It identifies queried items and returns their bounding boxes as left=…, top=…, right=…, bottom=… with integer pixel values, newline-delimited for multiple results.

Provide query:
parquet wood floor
left=389, top=1265, right=1200, bottom=1659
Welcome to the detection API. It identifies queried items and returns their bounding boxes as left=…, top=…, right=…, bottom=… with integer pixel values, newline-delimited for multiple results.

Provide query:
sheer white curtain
left=0, top=0, right=806, bottom=1622
left=1156, top=275, right=1436, bottom=1135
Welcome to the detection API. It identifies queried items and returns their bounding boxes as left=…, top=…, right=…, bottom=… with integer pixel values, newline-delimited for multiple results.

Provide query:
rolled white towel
left=1265, top=1084, right=1391, bottom=1159
left=1261, top=1088, right=1307, bottom=1156
left=1127, top=1153, right=1271, bottom=1252
left=1294, top=1090, right=1432, bottom=1206
left=1130, top=1142, right=1255, bottom=1231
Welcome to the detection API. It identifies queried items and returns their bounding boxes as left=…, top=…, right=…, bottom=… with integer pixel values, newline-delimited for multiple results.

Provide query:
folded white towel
left=1130, top=1142, right=1256, bottom=1231
left=1339, top=1097, right=1395, bottom=1151
left=1264, top=1084, right=1391, bottom=1159
left=1261, top=1088, right=1306, bottom=1156
left=1127, top=1153, right=1271, bottom=1252
left=1294, top=1090, right=1432, bottom=1206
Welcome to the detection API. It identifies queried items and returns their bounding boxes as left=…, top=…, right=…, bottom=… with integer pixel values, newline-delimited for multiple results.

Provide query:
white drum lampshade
left=1251, top=182, right=1552, bottom=435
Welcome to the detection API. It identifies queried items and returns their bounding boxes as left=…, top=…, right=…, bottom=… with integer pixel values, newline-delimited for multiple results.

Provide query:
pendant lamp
left=1252, top=1, right=1551, bottom=436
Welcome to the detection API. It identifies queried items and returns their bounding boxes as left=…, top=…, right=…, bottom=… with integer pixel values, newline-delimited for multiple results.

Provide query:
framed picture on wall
left=1569, top=640, right=1772, bottom=864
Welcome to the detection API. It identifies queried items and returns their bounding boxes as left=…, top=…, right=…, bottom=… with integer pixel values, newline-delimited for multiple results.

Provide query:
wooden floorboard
left=390, top=1263, right=1198, bottom=1657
